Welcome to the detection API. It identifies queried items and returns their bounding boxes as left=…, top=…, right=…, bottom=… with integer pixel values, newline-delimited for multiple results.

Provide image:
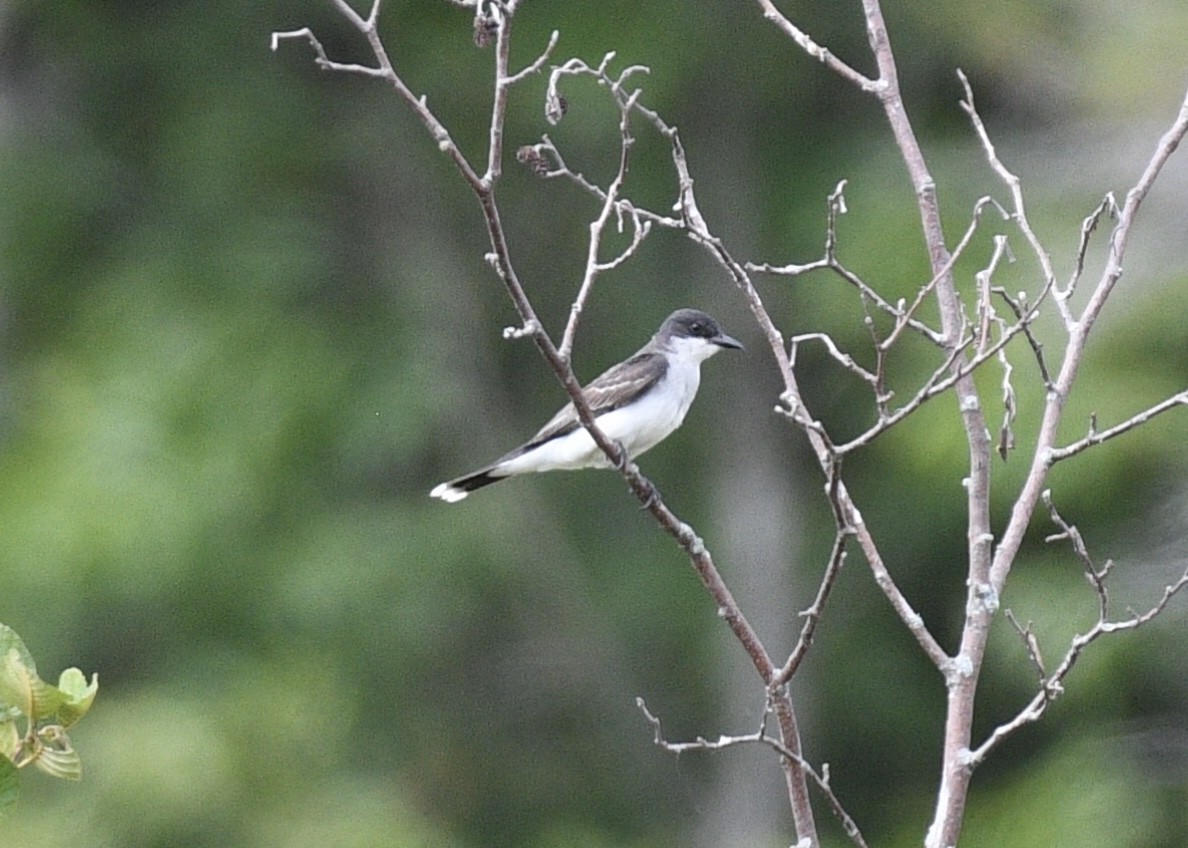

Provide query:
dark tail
left=429, top=467, right=507, bottom=502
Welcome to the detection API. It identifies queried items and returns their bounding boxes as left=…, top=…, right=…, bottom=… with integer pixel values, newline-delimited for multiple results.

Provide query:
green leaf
left=31, top=726, right=81, bottom=781
left=0, top=714, right=18, bottom=761
left=0, top=755, right=18, bottom=815
left=0, top=649, right=34, bottom=717
left=0, top=649, right=65, bottom=722
left=56, top=668, right=98, bottom=727
left=0, top=626, right=36, bottom=676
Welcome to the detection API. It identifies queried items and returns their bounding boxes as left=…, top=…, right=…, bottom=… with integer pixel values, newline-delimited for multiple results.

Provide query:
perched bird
left=430, top=308, right=743, bottom=502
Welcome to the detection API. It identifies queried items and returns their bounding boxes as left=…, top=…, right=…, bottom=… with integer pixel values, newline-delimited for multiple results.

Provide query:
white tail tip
left=430, top=482, right=469, bottom=503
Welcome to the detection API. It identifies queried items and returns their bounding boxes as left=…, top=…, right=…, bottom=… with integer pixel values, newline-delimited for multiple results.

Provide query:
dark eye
left=691, top=322, right=708, bottom=337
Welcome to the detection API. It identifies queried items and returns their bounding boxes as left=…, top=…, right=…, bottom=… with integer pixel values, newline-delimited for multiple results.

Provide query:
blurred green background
left=2, top=1, right=1187, bottom=846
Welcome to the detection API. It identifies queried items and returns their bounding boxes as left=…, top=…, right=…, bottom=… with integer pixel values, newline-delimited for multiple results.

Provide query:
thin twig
left=1003, top=609, right=1047, bottom=683
left=991, top=86, right=1188, bottom=596
left=1067, top=194, right=1119, bottom=299
left=789, top=333, right=880, bottom=389
left=958, top=70, right=1063, bottom=326
left=750, top=0, right=880, bottom=93
left=1043, top=491, right=1111, bottom=620
left=1079, top=87, right=1188, bottom=332
left=970, top=234, right=1018, bottom=458
left=773, top=463, right=855, bottom=687
left=637, top=698, right=870, bottom=848
left=1048, top=391, right=1188, bottom=462
left=560, top=85, right=651, bottom=360
left=967, top=566, right=1188, bottom=767
left=992, top=286, right=1052, bottom=390
left=747, top=182, right=949, bottom=345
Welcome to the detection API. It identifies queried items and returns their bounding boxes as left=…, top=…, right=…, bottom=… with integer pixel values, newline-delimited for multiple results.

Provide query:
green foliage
left=0, top=624, right=97, bottom=812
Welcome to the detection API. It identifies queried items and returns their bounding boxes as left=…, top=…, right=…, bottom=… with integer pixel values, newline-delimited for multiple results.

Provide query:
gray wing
left=524, top=351, right=668, bottom=447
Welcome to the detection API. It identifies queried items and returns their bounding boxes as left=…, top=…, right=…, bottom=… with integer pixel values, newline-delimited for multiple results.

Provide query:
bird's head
left=659, top=308, right=744, bottom=362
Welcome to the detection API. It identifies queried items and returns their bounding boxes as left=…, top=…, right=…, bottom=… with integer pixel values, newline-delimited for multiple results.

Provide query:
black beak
left=714, top=331, right=744, bottom=351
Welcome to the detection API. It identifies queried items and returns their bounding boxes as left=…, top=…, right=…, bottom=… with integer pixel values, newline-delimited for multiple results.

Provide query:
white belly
left=499, top=363, right=702, bottom=475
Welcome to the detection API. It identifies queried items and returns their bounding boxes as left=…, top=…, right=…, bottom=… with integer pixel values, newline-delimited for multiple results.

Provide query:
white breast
left=597, top=357, right=701, bottom=456
left=495, top=357, right=703, bottom=475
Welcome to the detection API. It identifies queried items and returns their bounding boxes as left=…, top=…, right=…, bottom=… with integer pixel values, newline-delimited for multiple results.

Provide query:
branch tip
left=502, top=319, right=541, bottom=340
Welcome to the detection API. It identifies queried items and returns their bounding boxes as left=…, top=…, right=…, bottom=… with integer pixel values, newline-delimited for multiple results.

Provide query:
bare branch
left=969, top=234, right=1019, bottom=458
left=789, top=333, right=880, bottom=390
left=504, top=30, right=560, bottom=85
left=1003, top=609, right=1047, bottom=682
left=271, top=6, right=482, bottom=187
left=270, top=28, right=389, bottom=78
left=991, top=84, right=1188, bottom=598
left=483, top=3, right=514, bottom=182
left=834, top=335, right=972, bottom=454
left=973, top=235, right=1011, bottom=355
left=748, top=182, right=951, bottom=346
left=992, top=286, right=1053, bottom=390
left=517, top=136, right=686, bottom=229
left=1043, top=491, right=1111, bottom=620
left=1048, top=391, right=1188, bottom=462
left=533, top=50, right=826, bottom=843
left=994, top=345, right=1018, bottom=461
left=751, top=189, right=1018, bottom=447
left=281, top=13, right=826, bottom=838
left=282, top=8, right=1188, bottom=848
left=958, top=70, right=1063, bottom=325
left=751, top=0, right=879, bottom=92
left=560, top=87, right=651, bottom=361
left=772, top=464, right=855, bottom=687
left=329, top=0, right=377, bottom=30
left=1067, top=194, right=1120, bottom=298
left=877, top=195, right=1008, bottom=351
left=971, top=492, right=1188, bottom=768
left=746, top=181, right=846, bottom=275
left=747, top=257, right=831, bottom=277
left=278, top=5, right=775, bottom=669
left=779, top=6, right=1005, bottom=847
left=1080, top=86, right=1188, bottom=330
left=967, top=566, right=1188, bottom=767
left=637, top=698, right=870, bottom=848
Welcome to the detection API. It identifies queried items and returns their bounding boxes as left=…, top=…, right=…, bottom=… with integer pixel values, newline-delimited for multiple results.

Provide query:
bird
left=429, top=308, right=743, bottom=502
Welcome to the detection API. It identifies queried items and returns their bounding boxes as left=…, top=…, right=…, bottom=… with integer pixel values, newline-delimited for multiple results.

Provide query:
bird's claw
left=608, top=441, right=659, bottom=509
left=612, top=440, right=630, bottom=472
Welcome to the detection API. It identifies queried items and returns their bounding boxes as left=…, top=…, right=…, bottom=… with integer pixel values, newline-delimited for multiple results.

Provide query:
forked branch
left=969, top=496, right=1188, bottom=766
left=637, top=698, right=869, bottom=848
